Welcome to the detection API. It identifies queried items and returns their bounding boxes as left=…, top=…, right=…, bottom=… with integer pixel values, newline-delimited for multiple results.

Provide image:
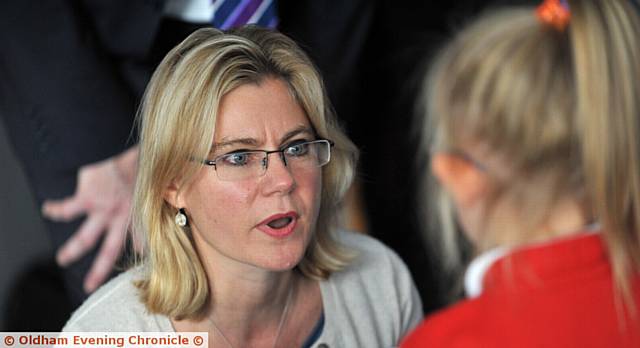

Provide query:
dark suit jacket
left=0, top=0, right=166, bottom=202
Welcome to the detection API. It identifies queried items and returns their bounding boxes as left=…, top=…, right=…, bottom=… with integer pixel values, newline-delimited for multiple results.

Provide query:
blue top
left=302, top=312, right=325, bottom=348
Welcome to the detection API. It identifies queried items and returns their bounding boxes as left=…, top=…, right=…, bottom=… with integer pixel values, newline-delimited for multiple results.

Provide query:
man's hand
left=42, top=146, right=139, bottom=293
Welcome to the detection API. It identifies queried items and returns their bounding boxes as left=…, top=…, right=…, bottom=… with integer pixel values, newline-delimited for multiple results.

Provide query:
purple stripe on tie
left=220, top=0, right=252, bottom=29
left=213, top=0, right=242, bottom=28
left=247, top=0, right=271, bottom=23
left=228, top=0, right=263, bottom=28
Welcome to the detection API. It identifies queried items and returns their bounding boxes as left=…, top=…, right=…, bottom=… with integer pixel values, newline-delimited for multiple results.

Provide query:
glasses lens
left=215, top=151, right=265, bottom=181
left=314, top=140, right=331, bottom=166
left=285, top=140, right=331, bottom=168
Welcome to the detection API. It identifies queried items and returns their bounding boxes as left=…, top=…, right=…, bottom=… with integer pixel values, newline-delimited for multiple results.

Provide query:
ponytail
left=569, top=0, right=640, bottom=305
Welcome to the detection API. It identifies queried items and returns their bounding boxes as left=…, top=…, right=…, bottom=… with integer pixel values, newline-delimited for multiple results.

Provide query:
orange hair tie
left=536, top=0, right=571, bottom=31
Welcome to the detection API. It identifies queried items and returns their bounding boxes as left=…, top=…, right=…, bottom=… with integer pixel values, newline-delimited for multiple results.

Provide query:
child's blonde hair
left=424, top=0, right=640, bottom=304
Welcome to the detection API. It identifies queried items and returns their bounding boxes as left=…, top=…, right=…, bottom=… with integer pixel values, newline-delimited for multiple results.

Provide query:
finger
left=83, top=212, right=128, bottom=293
left=56, top=213, right=108, bottom=267
left=42, top=196, right=86, bottom=222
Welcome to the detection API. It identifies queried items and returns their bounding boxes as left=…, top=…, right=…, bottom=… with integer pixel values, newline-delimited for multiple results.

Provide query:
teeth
left=267, top=217, right=292, bottom=229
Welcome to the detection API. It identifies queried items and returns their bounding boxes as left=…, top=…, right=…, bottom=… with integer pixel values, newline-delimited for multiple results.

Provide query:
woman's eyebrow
left=211, top=138, right=259, bottom=152
left=280, top=126, right=314, bottom=144
left=209, top=138, right=259, bottom=155
left=210, top=125, right=314, bottom=153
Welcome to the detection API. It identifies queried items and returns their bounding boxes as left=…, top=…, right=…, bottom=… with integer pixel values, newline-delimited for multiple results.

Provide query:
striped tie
left=212, top=0, right=278, bottom=30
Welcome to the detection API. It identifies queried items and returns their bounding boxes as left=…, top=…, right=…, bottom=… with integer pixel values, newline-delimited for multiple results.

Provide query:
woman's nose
left=261, top=153, right=296, bottom=194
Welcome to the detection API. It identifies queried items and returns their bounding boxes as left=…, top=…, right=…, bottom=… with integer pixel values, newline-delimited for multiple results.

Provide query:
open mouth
left=267, top=216, right=293, bottom=229
left=258, top=211, right=299, bottom=237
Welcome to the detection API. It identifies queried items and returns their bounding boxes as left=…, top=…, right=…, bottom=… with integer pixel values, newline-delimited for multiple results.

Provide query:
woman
left=403, top=0, right=640, bottom=347
left=63, top=26, right=423, bottom=347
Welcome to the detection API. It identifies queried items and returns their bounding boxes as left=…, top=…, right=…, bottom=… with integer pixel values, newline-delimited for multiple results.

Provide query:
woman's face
left=174, top=78, right=322, bottom=272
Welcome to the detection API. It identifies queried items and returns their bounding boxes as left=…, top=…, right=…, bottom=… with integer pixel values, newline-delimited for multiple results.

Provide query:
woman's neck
left=208, top=263, right=295, bottom=321
left=171, top=251, right=299, bottom=347
left=207, top=254, right=297, bottom=342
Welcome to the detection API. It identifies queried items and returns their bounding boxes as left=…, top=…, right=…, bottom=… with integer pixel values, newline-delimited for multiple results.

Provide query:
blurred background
left=0, top=120, right=70, bottom=330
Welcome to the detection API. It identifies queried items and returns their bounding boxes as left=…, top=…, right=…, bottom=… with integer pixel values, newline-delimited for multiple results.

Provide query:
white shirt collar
left=463, top=247, right=508, bottom=298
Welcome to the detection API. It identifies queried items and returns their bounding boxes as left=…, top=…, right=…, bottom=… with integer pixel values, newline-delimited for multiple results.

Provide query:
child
left=403, top=0, right=640, bottom=347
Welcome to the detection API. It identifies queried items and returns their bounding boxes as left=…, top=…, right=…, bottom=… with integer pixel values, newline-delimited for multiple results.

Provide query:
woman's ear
left=163, top=180, right=183, bottom=209
left=431, top=152, right=489, bottom=208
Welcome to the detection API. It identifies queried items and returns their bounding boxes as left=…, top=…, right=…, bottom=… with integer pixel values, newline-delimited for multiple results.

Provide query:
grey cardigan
left=64, top=231, right=423, bottom=347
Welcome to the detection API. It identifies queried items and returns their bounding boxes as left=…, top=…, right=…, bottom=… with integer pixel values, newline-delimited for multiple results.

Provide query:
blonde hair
left=132, top=26, right=358, bottom=319
left=423, top=0, right=640, bottom=304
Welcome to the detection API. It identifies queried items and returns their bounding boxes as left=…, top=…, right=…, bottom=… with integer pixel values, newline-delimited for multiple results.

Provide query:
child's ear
left=431, top=152, right=489, bottom=208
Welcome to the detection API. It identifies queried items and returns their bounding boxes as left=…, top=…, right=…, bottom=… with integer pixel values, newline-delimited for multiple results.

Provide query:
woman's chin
left=253, top=246, right=307, bottom=272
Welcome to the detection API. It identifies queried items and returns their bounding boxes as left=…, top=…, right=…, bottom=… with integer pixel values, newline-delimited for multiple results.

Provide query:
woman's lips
left=257, top=211, right=299, bottom=238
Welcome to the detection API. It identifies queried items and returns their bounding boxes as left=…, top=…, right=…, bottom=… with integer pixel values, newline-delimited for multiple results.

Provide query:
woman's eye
left=222, top=152, right=251, bottom=166
left=284, top=142, right=310, bottom=157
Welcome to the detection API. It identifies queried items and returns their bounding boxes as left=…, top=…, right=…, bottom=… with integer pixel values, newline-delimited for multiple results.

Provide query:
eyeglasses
left=203, top=139, right=334, bottom=181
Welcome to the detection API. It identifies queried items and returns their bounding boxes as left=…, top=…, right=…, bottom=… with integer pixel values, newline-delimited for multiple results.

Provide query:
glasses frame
left=202, top=139, right=334, bottom=181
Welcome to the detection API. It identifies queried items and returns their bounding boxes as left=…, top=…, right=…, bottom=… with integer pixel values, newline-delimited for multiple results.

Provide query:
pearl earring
left=175, top=208, right=188, bottom=227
